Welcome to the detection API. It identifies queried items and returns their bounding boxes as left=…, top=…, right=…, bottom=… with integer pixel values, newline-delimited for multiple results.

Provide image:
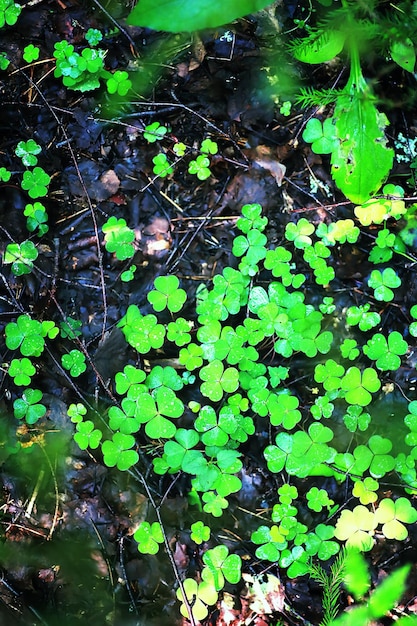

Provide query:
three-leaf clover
left=21, top=167, right=51, bottom=198
left=147, top=275, right=187, bottom=313
left=202, top=545, right=241, bottom=590
left=8, top=357, right=35, bottom=386
left=13, top=388, right=46, bottom=424
left=4, top=241, right=38, bottom=276
left=152, top=153, right=173, bottom=177
left=368, top=268, right=401, bottom=302
left=102, top=216, right=135, bottom=260
left=306, top=487, right=334, bottom=512
left=188, top=154, right=211, bottom=180
left=15, top=139, right=41, bottom=166
left=134, top=521, right=164, bottom=554
left=61, top=349, right=87, bottom=377
left=74, top=420, right=102, bottom=450
left=101, top=433, right=138, bottom=470
left=363, top=331, right=408, bottom=371
left=285, top=218, right=315, bottom=249
left=143, top=121, right=168, bottom=143
left=334, top=505, right=377, bottom=551
left=106, top=70, right=132, bottom=96
left=375, top=497, right=417, bottom=540
left=341, top=367, right=381, bottom=406
left=199, top=360, right=239, bottom=402
left=302, top=117, right=339, bottom=154
left=176, top=577, right=218, bottom=622
left=23, top=44, right=40, bottom=63
left=190, top=521, right=210, bottom=544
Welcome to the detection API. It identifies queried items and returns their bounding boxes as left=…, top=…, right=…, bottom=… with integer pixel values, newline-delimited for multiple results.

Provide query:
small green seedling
left=152, top=153, right=173, bottom=177
left=61, top=349, right=87, bottom=377
left=13, top=388, right=46, bottom=424
left=106, top=70, right=132, bottom=96
left=102, top=216, right=135, bottom=260
left=143, top=121, right=168, bottom=143
left=0, top=166, right=11, bottom=180
left=0, top=52, right=9, bottom=70
left=4, top=241, right=38, bottom=275
left=0, top=0, right=21, bottom=27
left=188, top=154, right=212, bottom=180
left=24, top=202, right=49, bottom=236
left=85, top=28, right=103, bottom=46
left=21, top=167, right=50, bottom=198
left=134, top=521, right=164, bottom=554
left=368, top=267, right=401, bottom=302
left=8, top=357, right=35, bottom=386
left=147, top=275, right=187, bottom=313
left=22, top=44, right=40, bottom=63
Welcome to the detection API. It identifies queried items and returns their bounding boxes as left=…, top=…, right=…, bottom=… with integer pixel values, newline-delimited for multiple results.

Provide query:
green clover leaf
left=13, top=388, right=46, bottom=424
left=102, top=216, right=135, bottom=260
left=101, top=432, right=138, bottom=470
left=4, top=240, right=38, bottom=276
left=363, top=331, right=408, bottom=371
left=190, top=521, right=210, bottom=544
left=8, top=357, right=35, bottom=386
left=341, top=367, right=381, bottom=406
left=368, top=267, right=401, bottom=302
left=202, top=545, right=242, bottom=590
left=302, top=117, right=339, bottom=154
left=188, top=154, right=211, bottom=180
left=61, top=349, right=87, bottom=377
left=143, top=121, right=168, bottom=143
left=74, top=420, right=102, bottom=450
left=352, top=477, right=379, bottom=505
left=285, top=218, right=315, bottom=249
left=134, top=521, right=164, bottom=554
left=334, top=505, right=377, bottom=551
left=15, top=139, right=41, bottom=166
left=147, top=275, right=187, bottom=313
left=199, top=360, right=239, bottom=402
left=375, top=497, right=417, bottom=540
left=306, top=487, right=334, bottom=512
left=21, top=167, right=51, bottom=198
left=176, top=576, right=218, bottom=622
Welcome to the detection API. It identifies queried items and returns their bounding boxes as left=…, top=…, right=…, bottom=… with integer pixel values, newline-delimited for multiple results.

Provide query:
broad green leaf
left=127, top=0, right=272, bottom=32
left=331, top=70, right=394, bottom=203
left=391, top=39, right=415, bottom=72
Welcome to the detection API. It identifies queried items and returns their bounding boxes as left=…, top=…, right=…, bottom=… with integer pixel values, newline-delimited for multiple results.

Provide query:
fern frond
left=306, top=549, right=347, bottom=626
left=296, top=87, right=340, bottom=109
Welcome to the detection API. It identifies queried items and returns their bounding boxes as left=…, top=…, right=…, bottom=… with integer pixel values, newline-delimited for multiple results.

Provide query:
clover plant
left=102, top=216, right=135, bottom=260
left=0, top=0, right=21, bottom=27
left=133, top=521, right=164, bottom=555
left=15, top=139, right=41, bottom=166
left=13, top=388, right=46, bottom=424
left=6, top=188, right=417, bottom=623
left=4, top=241, right=38, bottom=275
